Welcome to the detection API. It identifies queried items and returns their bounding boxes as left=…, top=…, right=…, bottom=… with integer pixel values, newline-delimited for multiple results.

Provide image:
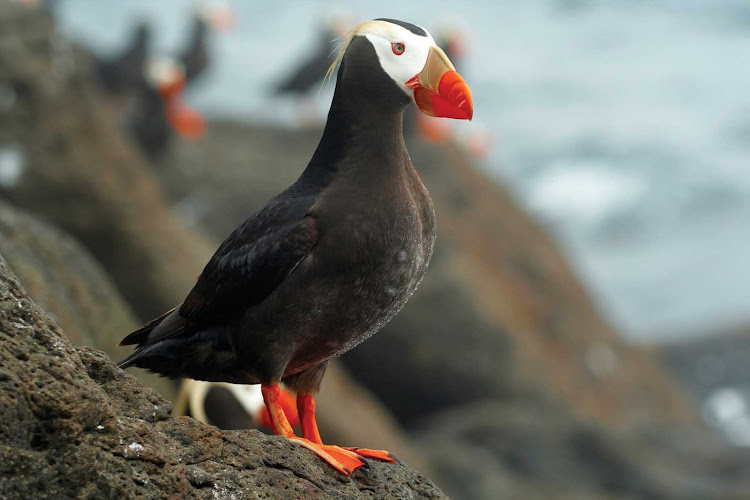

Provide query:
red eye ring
left=391, top=42, right=405, bottom=55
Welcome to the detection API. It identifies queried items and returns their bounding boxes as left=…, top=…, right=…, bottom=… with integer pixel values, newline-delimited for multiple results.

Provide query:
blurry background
left=55, top=0, right=750, bottom=341
left=3, top=0, right=750, bottom=498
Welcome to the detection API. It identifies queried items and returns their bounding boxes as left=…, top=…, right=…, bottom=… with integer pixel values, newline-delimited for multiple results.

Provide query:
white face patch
left=143, top=57, right=185, bottom=88
left=357, top=22, right=436, bottom=98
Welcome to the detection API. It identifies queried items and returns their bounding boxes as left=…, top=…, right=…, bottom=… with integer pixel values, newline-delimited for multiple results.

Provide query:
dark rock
left=415, top=400, right=750, bottom=500
left=0, top=198, right=176, bottom=400
left=660, top=327, right=750, bottom=405
left=659, top=327, right=750, bottom=447
left=0, top=253, right=447, bottom=499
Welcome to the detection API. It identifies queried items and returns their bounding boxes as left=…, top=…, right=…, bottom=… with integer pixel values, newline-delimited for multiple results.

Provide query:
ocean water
left=55, top=0, right=750, bottom=343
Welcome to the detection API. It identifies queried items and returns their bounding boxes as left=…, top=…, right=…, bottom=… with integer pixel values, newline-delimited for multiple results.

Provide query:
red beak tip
left=414, top=70, right=473, bottom=121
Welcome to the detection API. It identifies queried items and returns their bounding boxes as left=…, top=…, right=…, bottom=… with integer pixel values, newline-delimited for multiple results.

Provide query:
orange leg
left=296, top=394, right=322, bottom=444
left=296, top=393, right=397, bottom=465
left=261, top=384, right=364, bottom=475
left=258, top=386, right=299, bottom=429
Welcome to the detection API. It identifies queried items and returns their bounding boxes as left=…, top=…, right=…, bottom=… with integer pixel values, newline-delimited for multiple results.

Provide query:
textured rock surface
left=0, top=200, right=134, bottom=354
left=0, top=254, right=446, bottom=499
left=0, top=199, right=176, bottom=400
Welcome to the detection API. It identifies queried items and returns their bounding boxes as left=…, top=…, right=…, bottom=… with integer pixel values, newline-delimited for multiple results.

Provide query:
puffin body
left=129, top=82, right=171, bottom=158
left=119, top=18, right=472, bottom=474
left=129, top=57, right=207, bottom=159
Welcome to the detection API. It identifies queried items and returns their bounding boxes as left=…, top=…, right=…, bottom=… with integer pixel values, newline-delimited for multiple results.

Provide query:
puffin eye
left=391, top=42, right=405, bottom=55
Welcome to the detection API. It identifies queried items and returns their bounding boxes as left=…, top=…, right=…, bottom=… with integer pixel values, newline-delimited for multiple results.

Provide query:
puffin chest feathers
left=293, top=170, right=436, bottom=361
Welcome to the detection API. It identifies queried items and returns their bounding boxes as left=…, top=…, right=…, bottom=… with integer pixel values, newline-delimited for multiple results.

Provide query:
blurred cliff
left=2, top=3, right=750, bottom=499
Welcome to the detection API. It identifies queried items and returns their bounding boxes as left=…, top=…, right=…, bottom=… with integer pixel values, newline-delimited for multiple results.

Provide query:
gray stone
left=0, top=253, right=447, bottom=499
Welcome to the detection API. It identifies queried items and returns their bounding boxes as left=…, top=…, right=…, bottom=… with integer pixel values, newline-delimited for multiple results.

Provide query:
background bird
left=118, top=18, right=472, bottom=475
left=129, top=57, right=206, bottom=159
left=95, top=18, right=151, bottom=96
left=179, top=0, right=235, bottom=85
left=174, top=379, right=300, bottom=431
left=273, top=16, right=350, bottom=97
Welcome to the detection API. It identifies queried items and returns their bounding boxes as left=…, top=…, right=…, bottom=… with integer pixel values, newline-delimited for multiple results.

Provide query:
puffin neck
left=301, top=60, right=409, bottom=186
left=189, top=18, right=207, bottom=48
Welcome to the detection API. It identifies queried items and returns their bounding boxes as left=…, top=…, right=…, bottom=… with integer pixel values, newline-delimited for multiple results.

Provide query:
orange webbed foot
left=289, top=437, right=365, bottom=475
left=264, top=387, right=398, bottom=475
left=344, top=447, right=400, bottom=464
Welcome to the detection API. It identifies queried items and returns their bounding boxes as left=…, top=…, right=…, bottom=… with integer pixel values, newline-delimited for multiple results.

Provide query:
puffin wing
left=180, top=196, right=318, bottom=326
left=118, top=195, right=318, bottom=350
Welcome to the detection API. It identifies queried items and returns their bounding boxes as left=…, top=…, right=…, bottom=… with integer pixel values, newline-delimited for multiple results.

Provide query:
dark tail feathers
left=118, top=306, right=179, bottom=347
left=117, top=305, right=188, bottom=370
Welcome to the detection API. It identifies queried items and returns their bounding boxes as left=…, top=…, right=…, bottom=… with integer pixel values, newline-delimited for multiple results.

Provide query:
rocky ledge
left=0, top=255, right=445, bottom=499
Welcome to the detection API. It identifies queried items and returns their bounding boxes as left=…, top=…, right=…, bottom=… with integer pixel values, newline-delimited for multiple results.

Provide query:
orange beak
left=210, top=9, right=236, bottom=31
left=158, top=79, right=207, bottom=140
left=165, top=101, right=207, bottom=140
left=157, top=82, right=180, bottom=102
left=406, top=45, right=473, bottom=120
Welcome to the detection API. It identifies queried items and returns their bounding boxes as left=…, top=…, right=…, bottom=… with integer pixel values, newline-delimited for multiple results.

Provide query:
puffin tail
left=117, top=306, right=189, bottom=376
left=117, top=343, right=160, bottom=369
left=117, top=306, right=179, bottom=347
left=117, top=305, right=190, bottom=371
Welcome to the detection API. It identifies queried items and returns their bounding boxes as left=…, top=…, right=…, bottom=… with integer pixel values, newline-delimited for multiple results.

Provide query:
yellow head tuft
left=323, top=20, right=410, bottom=86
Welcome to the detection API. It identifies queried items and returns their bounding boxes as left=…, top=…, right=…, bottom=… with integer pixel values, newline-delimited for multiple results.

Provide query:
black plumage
left=273, top=26, right=339, bottom=96
left=179, top=14, right=210, bottom=84
left=119, top=34, right=435, bottom=396
left=128, top=81, right=171, bottom=159
left=96, top=20, right=150, bottom=94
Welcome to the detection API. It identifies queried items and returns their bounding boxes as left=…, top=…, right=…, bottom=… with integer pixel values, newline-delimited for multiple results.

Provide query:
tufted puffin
left=129, top=57, right=206, bottom=159
left=118, top=18, right=472, bottom=475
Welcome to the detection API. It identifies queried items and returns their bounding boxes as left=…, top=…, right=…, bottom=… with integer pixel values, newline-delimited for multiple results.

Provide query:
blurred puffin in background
left=92, top=1, right=233, bottom=159
left=129, top=57, right=207, bottom=159
left=118, top=18, right=472, bottom=475
left=96, top=18, right=151, bottom=96
left=273, top=15, right=351, bottom=96
left=174, top=380, right=300, bottom=431
left=179, top=0, right=235, bottom=85
left=272, top=15, right=352, bottom=123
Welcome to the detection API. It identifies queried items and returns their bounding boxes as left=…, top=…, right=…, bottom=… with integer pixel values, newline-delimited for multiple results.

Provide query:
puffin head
left=329, top=19, right=473, bottom=120
left=144, top=57, right=186, bottom=101
left=197, top=0, right=235, bottom=31
left=143, top=57, right=207, bottom=139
